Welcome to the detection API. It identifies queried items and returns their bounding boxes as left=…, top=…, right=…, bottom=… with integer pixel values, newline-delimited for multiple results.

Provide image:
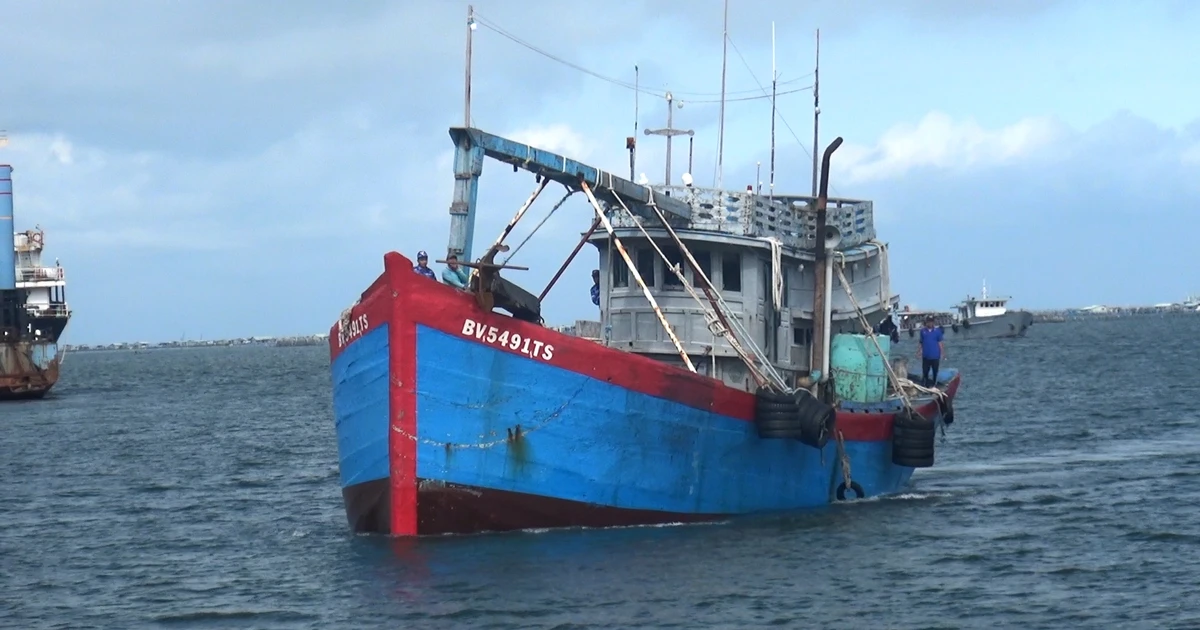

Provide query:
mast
left=716, top=0, right=729, bottom=189
left=629, top=65, right=639, bottom=180
left=643, top=92, right=693, bottom=185
left=464, top=5, right=476, bottom=127
left=810, top=28, right=820, bottom=196
left=769, top=21, right=777, bottom=202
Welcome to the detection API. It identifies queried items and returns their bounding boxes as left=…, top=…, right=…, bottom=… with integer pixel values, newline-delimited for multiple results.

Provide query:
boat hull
left=329, top=252, right=961, bottom=537
left=0, top=341, right=62, bottom=400
left=947, top=310, right=1033, bottom=339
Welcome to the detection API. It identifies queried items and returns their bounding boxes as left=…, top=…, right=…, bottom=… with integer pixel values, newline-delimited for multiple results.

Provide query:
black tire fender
left=836, top=480, right=865, bottom=501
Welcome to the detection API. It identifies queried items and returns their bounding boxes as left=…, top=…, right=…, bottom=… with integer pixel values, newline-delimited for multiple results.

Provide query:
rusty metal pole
left=810, top=136, right=843, bottom=401
left=538, top=217, right=601, bottom=301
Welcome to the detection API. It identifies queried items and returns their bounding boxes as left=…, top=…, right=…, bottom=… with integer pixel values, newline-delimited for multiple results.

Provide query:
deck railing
left=16, top=266, right=65, bottom=283
left=24, top=304, right=71, bottom=318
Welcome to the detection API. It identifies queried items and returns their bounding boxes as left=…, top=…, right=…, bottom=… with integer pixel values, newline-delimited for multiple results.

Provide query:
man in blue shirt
left=441, top=254, right=470, bottom=289
left=413, top=250, right=436, bottom=280
left=590, top=269, right=600, bottom=306
left=916, top=315, right=945, bottom=387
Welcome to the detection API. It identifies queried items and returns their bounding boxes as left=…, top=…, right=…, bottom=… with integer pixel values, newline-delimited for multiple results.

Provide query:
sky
left=1, top=0, right=1198, bottom=345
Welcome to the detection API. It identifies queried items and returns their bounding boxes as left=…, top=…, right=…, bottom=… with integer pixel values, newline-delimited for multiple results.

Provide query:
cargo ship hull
left=0, top=340, right=61, bottom=400
left=329, top=253, right=960, bottom=537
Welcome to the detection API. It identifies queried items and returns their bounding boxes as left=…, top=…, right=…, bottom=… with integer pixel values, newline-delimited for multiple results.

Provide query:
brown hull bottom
left=0, top=381, right=56, bottom=401
left=342, top=478, right=725, bottom=537
left=1, top=345, right=61, bottom=402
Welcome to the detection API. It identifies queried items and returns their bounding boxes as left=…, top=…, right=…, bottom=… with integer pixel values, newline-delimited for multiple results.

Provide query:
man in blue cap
left=413, top=250, right=436, bottom=280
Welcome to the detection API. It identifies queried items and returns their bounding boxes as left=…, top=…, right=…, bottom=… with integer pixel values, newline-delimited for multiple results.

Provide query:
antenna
left=769, top=21, right=777, bottom=203
left=643, top=92, right=694, bottom=186
left=811, top=28, right=820, bottom=196
left=464, top=5, right=476, bottom=128
left=715, top=0, right=729, bottom=189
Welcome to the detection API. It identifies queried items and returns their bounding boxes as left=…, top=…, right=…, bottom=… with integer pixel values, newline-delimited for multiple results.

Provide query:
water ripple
left=1, top=318, right=1199, bottom=628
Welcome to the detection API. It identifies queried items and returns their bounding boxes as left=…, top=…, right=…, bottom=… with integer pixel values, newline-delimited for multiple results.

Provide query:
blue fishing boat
left=327, top=128, right=960, bottom=536
left=326, top=10, right=960, bottom=537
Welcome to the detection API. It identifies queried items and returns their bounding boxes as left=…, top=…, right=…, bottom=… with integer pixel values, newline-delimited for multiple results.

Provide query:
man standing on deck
left=442, top=254, right=470, bottom=289
left=413, top=251, right=436, bottom=280
left=590, top=270, right=601, bottom=307
left=916, top=315, right=945, bottom=387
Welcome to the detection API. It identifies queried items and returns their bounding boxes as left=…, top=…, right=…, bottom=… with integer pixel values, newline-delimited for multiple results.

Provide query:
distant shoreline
left=58, top=307, right=1199, bottom=351
left=61, top=335, right=329, bottom=353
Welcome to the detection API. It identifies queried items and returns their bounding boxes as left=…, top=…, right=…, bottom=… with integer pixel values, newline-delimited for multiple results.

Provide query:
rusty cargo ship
left=1, top=164, right=72, bottom=400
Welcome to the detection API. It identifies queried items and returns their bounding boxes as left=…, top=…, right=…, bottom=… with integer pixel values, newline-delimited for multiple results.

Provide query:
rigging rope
left=867, top=239, right=891, bottom=312
left=764, top=237, right=783, bottom=309
left=501, top=189, right=575, bottom=265
left=609, top=192, right=773, bottom=388
left=472, top=13, right=813, bottom=101
left=579, top=182, right=696, bottom=372
left=612, top=192, right=790, bottom=391
left=835, top=429, right=853, bottom=496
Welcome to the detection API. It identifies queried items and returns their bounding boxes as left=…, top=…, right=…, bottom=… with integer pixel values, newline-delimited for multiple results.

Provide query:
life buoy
left=30, top=232, right=43, bottom=247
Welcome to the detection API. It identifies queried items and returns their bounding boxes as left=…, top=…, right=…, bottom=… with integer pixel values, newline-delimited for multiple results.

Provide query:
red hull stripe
left=326, top=261, right=419, bottom=536
left=389, top=257, right=419, bottom=537
left=328, top=252, right=963, bottom=530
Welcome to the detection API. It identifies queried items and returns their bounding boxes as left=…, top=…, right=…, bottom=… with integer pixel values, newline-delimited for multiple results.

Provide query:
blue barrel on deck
left=830, top=333, right=891, bottom=403
left=1, top=164, right=14, bottom=291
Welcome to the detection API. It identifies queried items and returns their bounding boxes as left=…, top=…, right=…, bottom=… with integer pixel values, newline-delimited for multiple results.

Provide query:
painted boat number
left=338, top=313, right=369, bottom=348
left=461, top=319, right=555, bottom=361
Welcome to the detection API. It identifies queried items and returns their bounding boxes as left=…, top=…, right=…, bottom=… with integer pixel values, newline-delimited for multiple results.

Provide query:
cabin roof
left=586, top=227, right=885, bottom=262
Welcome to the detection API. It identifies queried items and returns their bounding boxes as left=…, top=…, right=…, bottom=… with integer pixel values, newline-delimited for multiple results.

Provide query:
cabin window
left=792, top=325, right=813, bottom=346
left=721, top=252, right=741, bottom=292
left=662, top=244, right=684, bottom=290
left=636, top=248, right=656, bottom=288
left=691, top=250, right=713, bottom=286
left=611, top=252, right=629, bottom=288
left=762, top=263, right=773, bottom=307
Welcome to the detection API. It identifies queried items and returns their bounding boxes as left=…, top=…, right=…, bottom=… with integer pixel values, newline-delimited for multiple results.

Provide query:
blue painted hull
left=413, top=326, right=910, bottom=514
left=331, top=313, right=956, bottom=535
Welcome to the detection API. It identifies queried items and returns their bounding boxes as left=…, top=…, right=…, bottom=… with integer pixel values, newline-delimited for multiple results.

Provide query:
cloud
left=802, top=111, right=1200, bottom=309
left=2, top=106, right=445, bottom=252
left=2, top=0, right=1197, bottom=344
left=506, top=124, right=597, bottom=163
left=1183, top=143, right=1200, bottom=166
left=832, top=112, right=1066, bottom=184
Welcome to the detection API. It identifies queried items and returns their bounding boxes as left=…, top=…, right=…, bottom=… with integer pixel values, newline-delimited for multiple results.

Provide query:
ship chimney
left=0, top=165, right=14, bottom=291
